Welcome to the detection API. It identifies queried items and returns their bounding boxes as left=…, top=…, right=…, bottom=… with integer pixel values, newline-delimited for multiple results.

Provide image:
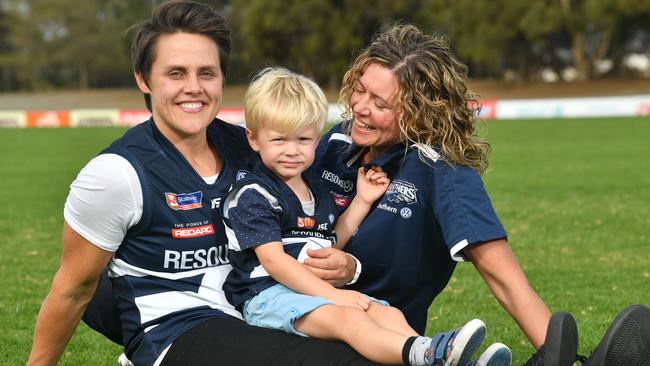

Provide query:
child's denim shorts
left=243, top=284, right=388, bottom=337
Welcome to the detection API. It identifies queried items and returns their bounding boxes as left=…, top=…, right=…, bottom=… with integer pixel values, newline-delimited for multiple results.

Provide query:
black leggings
left=161, top=316, right=377, bottom=366
left=83, top=269, right=376, bottom=365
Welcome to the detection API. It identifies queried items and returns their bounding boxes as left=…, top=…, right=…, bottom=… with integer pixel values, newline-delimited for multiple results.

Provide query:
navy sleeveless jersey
left=102, top=118, right=257, bottom=366
left=313, top=123, right=507, bottom=333
left=222, top=163, right=338, bottom=309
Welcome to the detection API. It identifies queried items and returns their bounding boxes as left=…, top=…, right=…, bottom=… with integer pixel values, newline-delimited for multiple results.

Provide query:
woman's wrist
left=345, top=254, right=362, bottom=285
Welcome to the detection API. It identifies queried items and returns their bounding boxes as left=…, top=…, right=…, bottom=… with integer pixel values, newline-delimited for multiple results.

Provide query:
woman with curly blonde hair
left=338, top=23, right=489, bottom=173
left=306, top=23, right=584, bottom=365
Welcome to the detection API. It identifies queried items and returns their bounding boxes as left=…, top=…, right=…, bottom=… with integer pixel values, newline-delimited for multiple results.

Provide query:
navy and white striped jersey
left=222, top=163, right=338, bottom=309
left=101, top=118, right=257, bottom=365
left=313, top=123, right=507, bottom=334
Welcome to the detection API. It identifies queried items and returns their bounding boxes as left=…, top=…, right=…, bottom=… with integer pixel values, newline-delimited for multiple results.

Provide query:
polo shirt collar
left=341, top=142, right=408, bottom=170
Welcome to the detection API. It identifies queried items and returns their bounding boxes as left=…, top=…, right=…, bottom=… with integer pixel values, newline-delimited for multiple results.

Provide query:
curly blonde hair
left=339, top=23, right=490, bottom=174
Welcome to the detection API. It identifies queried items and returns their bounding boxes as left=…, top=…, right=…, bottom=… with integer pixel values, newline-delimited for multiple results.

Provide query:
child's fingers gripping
left=368, top=170, right=388, bottom=181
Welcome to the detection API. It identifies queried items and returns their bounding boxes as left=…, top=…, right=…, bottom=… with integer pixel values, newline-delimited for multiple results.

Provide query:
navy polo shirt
left=313, top=123, right=507, bottom=333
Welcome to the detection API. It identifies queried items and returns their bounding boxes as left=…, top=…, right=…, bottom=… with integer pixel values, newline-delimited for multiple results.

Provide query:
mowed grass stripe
left=1, top=117, right=649, bottom=364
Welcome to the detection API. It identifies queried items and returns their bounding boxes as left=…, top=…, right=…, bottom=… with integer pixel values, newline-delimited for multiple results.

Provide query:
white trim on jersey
left=450, top=238, right=470, bottom=262
left=153, top=344, right=172, bottom=366
left=109, top=258, right=241, bottom=323
left=249, top=265, right=269, bottom=279
left=328, top=132, right=352, bottom=143
left=225, top=225, right=242, bottom=252
left=345, top=148, right=365, bottom=168
left=248, top=236, right=334, bottom=279
left=412, top=143, right=441, bottom=162
left=223, top=183, right=282, bottom=220
left=224, top=183, right=283, bottom=252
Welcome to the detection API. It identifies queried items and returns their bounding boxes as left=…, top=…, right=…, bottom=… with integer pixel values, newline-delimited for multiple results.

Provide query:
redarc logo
left=172, top=224, right=214, bottom=238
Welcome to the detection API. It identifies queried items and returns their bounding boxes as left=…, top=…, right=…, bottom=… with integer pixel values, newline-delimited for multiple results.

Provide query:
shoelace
left=523, top=347, right=589, bottom=366
left=523, top=344, right=545, bottom=366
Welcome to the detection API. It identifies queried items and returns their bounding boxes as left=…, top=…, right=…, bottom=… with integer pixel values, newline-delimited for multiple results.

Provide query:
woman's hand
left=303, top=247, right=356, bottom=287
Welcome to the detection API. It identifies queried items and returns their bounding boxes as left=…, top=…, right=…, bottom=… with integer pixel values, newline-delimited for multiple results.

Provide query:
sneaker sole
left=585, top=304, right=650, bottom=366
left=543, top=312, right=578, bottom=366
left=446, top=318, right=486, bottom=366
left=476, top=343, right=512, bottom=366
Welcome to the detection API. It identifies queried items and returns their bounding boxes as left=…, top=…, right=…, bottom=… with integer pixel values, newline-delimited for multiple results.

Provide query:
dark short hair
left=129, top=0, right=230, bottom=111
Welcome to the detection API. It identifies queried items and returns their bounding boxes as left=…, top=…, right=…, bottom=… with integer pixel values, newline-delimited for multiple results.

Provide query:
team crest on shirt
left=165, top=191, right=203, bottom=210
left=297, top=217, right=316, bottom=228
left=386, top=179, right=418, bottom=205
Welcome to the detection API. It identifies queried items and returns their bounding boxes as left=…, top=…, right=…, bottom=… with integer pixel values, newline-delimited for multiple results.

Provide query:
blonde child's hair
left=244, top=67, right=328, bottom=135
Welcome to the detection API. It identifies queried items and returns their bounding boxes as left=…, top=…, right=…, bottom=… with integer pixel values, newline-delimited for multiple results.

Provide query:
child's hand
left=355, top=166, right=389, bottom=205
left=329, top=289, right=371, bottom=311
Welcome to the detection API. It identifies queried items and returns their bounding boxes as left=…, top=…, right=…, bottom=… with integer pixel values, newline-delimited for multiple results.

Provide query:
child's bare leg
left=366, top=302, right=419, bottom=337
left=295, top=304, right=407, bottom=365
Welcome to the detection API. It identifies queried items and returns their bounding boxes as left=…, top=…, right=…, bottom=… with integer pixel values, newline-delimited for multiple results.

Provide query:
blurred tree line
left=0, top=0, right=648, bottom=91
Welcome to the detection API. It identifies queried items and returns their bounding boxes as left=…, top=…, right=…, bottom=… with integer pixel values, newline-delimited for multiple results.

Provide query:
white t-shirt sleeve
left=63, top=153, right=143, bottom=252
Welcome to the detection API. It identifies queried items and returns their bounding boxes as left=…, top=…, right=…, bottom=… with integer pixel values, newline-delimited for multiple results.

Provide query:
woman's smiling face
left=349, top=63, right=403, bottom=159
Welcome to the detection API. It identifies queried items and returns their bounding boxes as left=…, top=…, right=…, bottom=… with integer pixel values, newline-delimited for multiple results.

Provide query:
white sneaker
left=424, top=318, right=487, bottom=366
left=468, top=343, right=512, bottom=366
left=118, top=353, right=134, bottom=366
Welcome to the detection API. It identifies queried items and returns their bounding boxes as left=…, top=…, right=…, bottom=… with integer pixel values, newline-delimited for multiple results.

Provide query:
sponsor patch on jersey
left=321, top=169, right=354, bottom=192
left=165, top=191, right=203, bottom=210
left=297, top=217, right=316, bottom=228
left=386, top=179, right=418, bottom=205
left=400, top=207, right=412, bottom=219
left=236, top=169, right=249, bottom=181
left=211, top=197, right=221, bottom=209
left=332, top=195, right=349, bottom=207
left=172, top=224, right=215, bottom=239
left=377, top=202, right=398, bottom=214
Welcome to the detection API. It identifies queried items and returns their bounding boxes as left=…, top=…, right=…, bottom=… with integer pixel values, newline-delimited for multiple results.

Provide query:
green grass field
left=1, top=117, right=649, bottom=365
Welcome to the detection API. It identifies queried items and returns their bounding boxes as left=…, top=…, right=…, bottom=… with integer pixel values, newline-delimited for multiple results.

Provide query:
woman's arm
left=255, top=243, right=370, bottom=310
left=27, top=222, right=113, bottom=366
left=463, top=239, right=551, bottom=348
